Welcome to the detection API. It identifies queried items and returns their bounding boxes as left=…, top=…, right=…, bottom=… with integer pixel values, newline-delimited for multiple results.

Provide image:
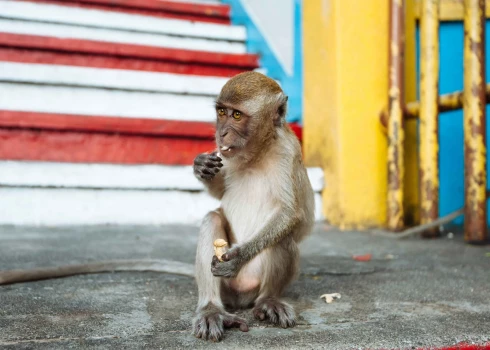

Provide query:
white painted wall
left=240, top=0, right=295, bottom=75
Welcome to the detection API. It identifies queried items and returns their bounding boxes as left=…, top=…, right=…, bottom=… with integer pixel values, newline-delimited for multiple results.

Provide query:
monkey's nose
left=220, top=131, right=228, bottom=138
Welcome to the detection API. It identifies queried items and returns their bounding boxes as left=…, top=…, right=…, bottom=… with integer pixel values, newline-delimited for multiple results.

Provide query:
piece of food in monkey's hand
left=213, top=239, right=228, bottom=261
left=320, top=293, right=341, bottom=304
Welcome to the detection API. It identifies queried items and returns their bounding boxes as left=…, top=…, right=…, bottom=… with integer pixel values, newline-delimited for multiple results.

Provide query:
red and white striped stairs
left=0, top=0, right=324, bottom=225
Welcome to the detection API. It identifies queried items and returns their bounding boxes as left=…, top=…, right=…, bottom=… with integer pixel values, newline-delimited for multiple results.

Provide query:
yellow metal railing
left=385, top=0, right=488, bottom=243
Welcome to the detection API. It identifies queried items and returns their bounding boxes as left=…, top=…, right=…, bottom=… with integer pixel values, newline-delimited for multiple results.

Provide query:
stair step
left=0, top=111, right=217, bottom=139
left=0, top=162, right=324, bottom=192
left=0, top=1, right=245, bottom=53
left=0, top=61, right=228, bottom=97
left=0, top=162, right=324, bottom=226
left=0, top=111, right=302, bottom=165
left=0, top=187, right=324, bottom=225
left=0, top=33, right=258, bottom=77
left=17, top=0, right=230, bottom=24
left=0, top=82, right=216, bottom=122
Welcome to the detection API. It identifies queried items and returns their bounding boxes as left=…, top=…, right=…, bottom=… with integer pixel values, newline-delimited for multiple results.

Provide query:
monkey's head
left=214, top=71, right=288, bottom=160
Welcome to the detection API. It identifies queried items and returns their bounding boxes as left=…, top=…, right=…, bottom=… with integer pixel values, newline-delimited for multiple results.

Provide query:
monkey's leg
left=252, top=239, right=299, bottom=328
left=193, top=209, right=248, bottom=342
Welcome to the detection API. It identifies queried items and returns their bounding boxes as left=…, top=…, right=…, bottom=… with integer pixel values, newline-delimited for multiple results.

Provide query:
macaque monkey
left=192, top=71, right=315, bottom=341
left=0, top=72, right=315, bottom=344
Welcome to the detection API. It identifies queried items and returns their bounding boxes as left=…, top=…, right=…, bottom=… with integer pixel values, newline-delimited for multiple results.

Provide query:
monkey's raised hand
left=211, top=247, right=245, bottom=278
left=193, top=152, right=223, bottom=181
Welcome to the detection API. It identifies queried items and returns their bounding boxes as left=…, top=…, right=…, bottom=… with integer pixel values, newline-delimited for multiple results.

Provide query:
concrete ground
left=0, top=223, right=489, bottom=349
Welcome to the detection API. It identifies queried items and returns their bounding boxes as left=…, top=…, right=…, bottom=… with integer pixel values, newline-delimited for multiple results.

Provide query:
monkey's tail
left=0, top=259, right=195, bottom=286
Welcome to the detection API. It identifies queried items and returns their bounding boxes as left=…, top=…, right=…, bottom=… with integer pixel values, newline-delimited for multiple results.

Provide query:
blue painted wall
left=415, top=21, right=490, bottom=224
left=222, top=0, right=303, bottom=124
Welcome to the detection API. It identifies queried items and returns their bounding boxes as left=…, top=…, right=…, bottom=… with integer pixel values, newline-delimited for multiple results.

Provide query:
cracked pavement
left=0, top=224, right=489, bottom=349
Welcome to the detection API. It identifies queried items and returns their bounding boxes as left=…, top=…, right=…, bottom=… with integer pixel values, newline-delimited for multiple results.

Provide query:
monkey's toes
left=223, top=315, right=249, bottom=332
left=253, top=298, right=296, bottom=328
left=192, top=313, right=224, bottom=342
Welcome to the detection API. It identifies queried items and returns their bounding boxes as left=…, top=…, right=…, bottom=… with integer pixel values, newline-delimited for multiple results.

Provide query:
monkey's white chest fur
left=221, top=170, right=277, bottom=244
left=221, top=169, right=278, bottom=293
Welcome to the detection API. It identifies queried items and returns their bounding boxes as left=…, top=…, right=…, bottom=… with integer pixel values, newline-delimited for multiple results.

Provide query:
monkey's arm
left=243, top=207, right=299, bottom=259
left=201, top=173, right=226, bottom=200
left=212, top=206, right=300, bottom=278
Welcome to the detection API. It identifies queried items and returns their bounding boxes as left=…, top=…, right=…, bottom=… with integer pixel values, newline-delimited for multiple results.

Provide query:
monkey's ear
left=274, top=94, right=288, bottom=127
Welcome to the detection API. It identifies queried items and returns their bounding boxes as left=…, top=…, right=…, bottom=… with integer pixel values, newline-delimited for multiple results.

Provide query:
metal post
left=387, top=0, right=405, bottom=231
left=419, top=0, right=440, bottom=237
left=463, top=0, right=487, bottom=243
left=379, top=84, right=490, bottom=127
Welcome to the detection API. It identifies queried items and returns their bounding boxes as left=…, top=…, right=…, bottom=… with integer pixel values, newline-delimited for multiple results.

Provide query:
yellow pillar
left=303, top=0, right=389, bottom=229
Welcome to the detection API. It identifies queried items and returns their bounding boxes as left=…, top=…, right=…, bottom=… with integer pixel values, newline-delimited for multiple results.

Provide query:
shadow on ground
left=0, top=223, right=489, bottom=349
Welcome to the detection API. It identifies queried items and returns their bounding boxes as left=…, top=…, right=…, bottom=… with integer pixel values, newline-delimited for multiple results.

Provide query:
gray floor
left=0, top=223, right=489, bottom=349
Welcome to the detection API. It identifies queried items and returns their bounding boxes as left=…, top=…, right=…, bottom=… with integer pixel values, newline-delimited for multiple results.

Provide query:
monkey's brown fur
left=192, top=71, right=315, bottom=342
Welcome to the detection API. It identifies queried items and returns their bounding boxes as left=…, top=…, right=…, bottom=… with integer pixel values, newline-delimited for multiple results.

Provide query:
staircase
left=0, top=0, right=323, bottom=226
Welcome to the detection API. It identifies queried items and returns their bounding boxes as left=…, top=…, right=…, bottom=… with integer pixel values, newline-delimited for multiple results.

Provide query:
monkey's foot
left=253, top=297, right=296, bottom=328
left=192, top=305, right=249, bottom=342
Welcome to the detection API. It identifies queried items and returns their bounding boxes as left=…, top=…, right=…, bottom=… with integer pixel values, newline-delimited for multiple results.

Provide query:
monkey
left=191, top=71, right=315, bottom=342
left=0, top=72, right=315, bottom=343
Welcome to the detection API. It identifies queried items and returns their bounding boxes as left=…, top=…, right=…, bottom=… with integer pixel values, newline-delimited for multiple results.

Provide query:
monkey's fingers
left=223, top=316, right=249, bottom=332
left=201, top=168, right=217, bottom=175
left=204, top=160, right=223, bottom=168
left=209, top=152, right=222, bottom=161
left=211, top=261, right=237, bottom=278
left=197, top=168, right=216, bottom=180
left=222, top=247, right=239, bottom=262
left=211, top=255, right=220, bottom=268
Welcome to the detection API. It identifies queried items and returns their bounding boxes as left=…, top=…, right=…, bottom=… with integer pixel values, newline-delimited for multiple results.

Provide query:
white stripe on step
left=0, top=82, right=217, bottom=122
left=0, top=62, right=228, bottom=96
left=0, top=162, right=325, bottom=193
left=0, top=0, right=245, bottom=41
left=0, top=19, right=246, bottom=54
left=0, top=188, right=324, bottom=225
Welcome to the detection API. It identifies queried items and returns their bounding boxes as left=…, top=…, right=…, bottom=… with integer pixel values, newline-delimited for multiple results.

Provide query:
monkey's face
left=214, top=103, right=250, bottom=158
left=214, top=71, right=286, bottom=159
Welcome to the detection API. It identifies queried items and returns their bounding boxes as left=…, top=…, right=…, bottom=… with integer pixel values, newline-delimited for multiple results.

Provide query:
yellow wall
left=303, top=0, right=390, bottom=229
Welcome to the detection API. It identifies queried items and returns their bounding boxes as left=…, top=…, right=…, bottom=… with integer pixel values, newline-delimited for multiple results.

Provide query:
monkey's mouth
left=219, top=145, right=236, bottom=158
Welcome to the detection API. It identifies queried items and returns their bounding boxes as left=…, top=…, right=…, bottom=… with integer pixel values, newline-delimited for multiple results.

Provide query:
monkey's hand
left=193, top=152, right=223, bottom=181
left=211, top=247, right=246, bottom=278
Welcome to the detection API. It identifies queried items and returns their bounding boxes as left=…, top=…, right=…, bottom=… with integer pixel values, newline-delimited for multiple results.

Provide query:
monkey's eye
left=232, top=111, right=241, bottom=120
left=217, top=108, right=226, bottom=116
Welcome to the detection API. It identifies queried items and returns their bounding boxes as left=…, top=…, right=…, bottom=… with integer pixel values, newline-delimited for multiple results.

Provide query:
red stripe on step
left=289, top=122, right=302, bottom=142
left=0, top=128, right=215, bottom=165
left=21, top=0, right=230, bottom=18
left=0, top=111, right=302, bottom=164
left=0, top=48, right=249, bottom=77
left=18, top=0, right=230, bottom=24
left=0, top=33, right=259, bottom=69
left=0, top=111, right=216, bottom=139
left=0, top=111, right=302, bottom=141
